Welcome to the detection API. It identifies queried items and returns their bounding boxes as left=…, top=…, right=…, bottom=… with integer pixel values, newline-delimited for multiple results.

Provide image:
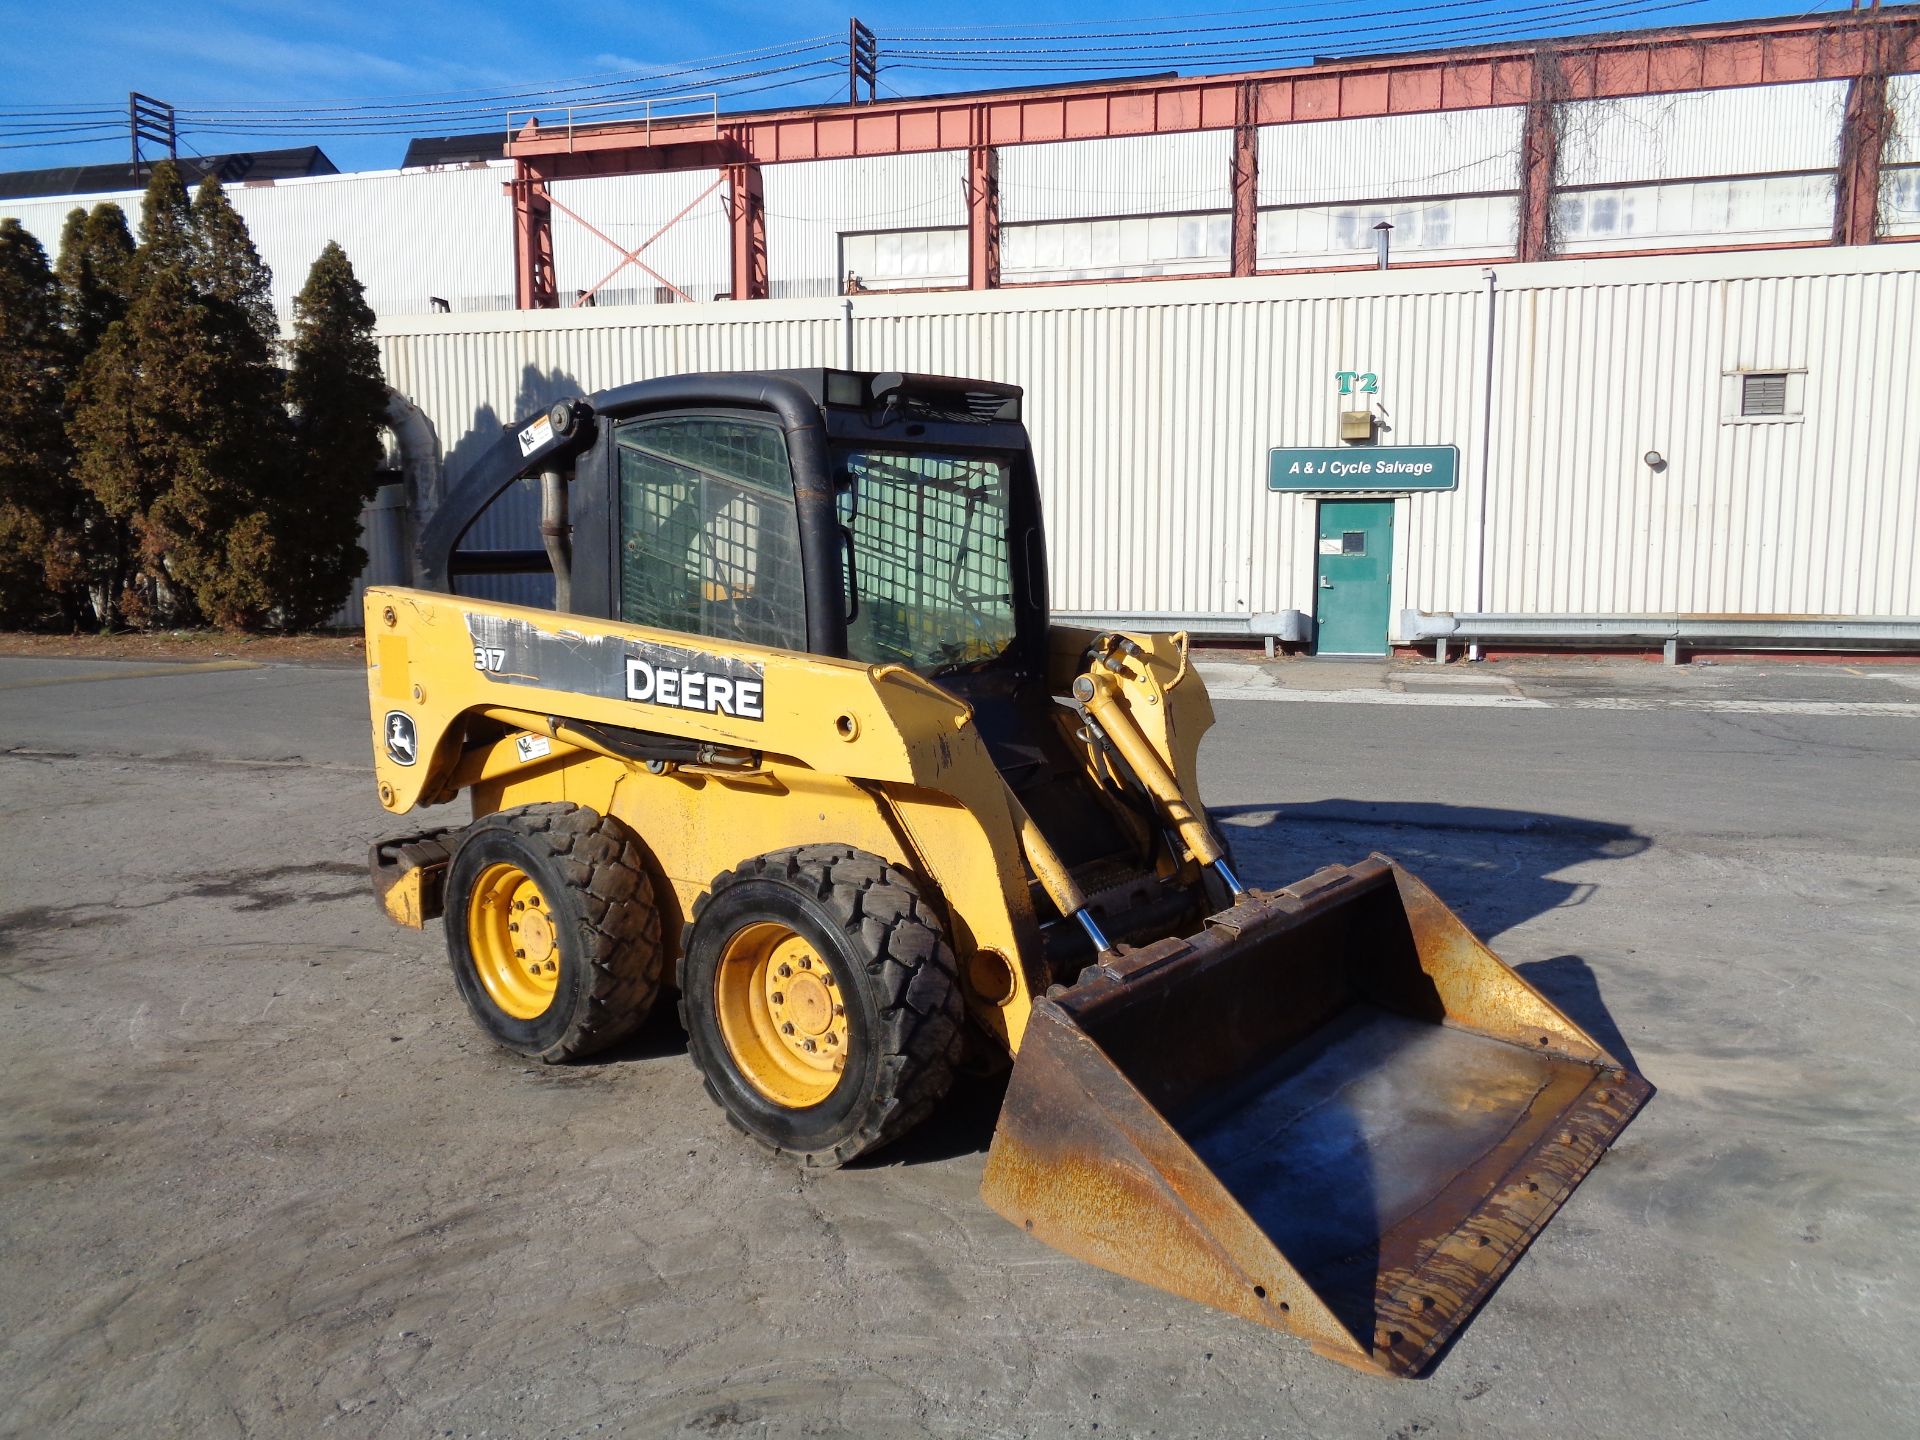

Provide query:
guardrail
left=1401, top=611, right=1920, bottom=664
left=505, top=93, right=720, bottom=151
left=1054, top=610, right=1312, bottom=655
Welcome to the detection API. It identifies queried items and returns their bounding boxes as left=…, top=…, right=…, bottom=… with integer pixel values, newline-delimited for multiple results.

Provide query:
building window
left=840, top=228, right=967, bottom=291
left=1556, top=174, right=1836, bottom=254
left=1001, top=213, right=1230, bottom=283
left=1883, top=167, right=1920, bottom=237
left=1721, top=369, right=1805, bottom=425
left=1257, top=195, right=1516, bottom=268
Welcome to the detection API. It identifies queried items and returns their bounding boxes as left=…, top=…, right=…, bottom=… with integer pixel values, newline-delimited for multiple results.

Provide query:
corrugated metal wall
left=0, top=165, right=516, bottom=319
left=361, top=248, right=1920, bottom=630
left=1556, top=82, right=1849, bottom=186
left=765, top=153, right=967, bottom=298
left=0, top=189, right=139, bottom=260
left=1000, top=133, right=1234, bottom=222
left=1257, top=108, right=1524, bottom=205
left=548, top=170, right=730, bottom=305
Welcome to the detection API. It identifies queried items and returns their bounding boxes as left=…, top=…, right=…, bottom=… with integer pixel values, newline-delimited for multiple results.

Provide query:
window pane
left=617, top=418, right=806, bottom=650
left=836, top=449, right=1017, bottom=673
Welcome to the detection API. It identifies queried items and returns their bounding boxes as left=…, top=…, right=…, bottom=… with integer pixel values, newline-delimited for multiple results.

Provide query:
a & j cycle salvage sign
left=1268, top=445, right=1460, bottom=492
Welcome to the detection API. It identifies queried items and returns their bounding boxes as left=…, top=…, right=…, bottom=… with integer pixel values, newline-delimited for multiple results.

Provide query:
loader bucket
left=980, top=854, right=1651, bottom=1377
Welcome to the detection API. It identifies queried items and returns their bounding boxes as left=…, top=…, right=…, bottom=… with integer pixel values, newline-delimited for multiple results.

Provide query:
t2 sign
left=1335, top=371, right=1379, bottom=396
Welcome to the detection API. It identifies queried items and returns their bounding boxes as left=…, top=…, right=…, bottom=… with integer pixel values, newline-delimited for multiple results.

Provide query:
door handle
left=1319, top=576, right=1334, bottom=589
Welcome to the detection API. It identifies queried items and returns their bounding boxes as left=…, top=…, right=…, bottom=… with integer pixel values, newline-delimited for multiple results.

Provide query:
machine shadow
left=439, top=362, right=590, bottom=609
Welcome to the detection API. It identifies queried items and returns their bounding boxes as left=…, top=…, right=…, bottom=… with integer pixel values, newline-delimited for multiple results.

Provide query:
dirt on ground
left=0, top=630, right=365, bottom=666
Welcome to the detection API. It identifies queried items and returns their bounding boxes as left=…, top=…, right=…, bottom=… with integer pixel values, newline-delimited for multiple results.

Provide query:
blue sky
left=1, top=1, right=1844, bottom=175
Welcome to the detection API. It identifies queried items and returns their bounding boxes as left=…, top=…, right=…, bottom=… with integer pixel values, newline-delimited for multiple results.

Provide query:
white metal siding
left=230, top=166, right=516, bottom=318
left=373, top=248, right=1919, bottom=628
left=0, top=165, right=517, bottom=320
left=548, top=171, right=729, bottom=306
left=1258, top=108, right=1525, bottom=205
left=1556, top=82, right=1849, bottom=186
left=0, top=189, right=141, bottom=260
left=765, top=152, right=967, bottom=298
left=999, top=133, right=1233, bottom=223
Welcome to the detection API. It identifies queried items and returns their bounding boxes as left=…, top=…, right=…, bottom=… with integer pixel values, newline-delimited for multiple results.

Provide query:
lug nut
left=515, top=948, right=526, bottom=959
left=781, top=1021, right=795, bottom=1035
left=777, top=963, right=792, bottom=978
left=825, top=1033, right=838, bottom=1046
left=832, top=1004, right=845, bottom=1017
left=509, top=922, right=519, bottom=933
left=802, top=1038, right=817, bottom=1053
left=822, top=973, right=836, bottom=988
left=528, top=895, right=540, bottom=908
left=514, top=901, right=525, bottom=912
left=798, top=956, right=812, bottom=969
left=771, top=991, right=784, bottom=1005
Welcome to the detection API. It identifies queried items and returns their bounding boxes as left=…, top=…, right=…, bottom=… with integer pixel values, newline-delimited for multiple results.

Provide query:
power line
left=879, top=0, right=1720, bottom=64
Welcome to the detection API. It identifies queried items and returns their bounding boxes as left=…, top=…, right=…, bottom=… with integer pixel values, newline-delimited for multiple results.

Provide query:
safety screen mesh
left=617, top=419, right=806, bottom=651
left=837, top=448, right=1016, bottom=672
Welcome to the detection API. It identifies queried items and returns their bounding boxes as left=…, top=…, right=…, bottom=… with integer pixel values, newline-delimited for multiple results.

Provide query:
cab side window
left=616, top=417, right=807, bottom=651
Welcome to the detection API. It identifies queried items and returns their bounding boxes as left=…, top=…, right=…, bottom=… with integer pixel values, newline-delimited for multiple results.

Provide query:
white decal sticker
left=626, top=658, right=764, bottom=720
left=473, top=646, right=506, bottom=672
left=517, top=414, right=554, bottom=457
left=1318, top=537, right=1343, bottom=555
left=514, top=734, right=552, bottom=762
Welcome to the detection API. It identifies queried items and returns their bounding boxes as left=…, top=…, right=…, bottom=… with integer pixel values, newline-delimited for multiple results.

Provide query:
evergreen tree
left=55, top=202, right=134, bottom=353
left=68, top=161, right=286, bottom=628
left=281, top=241, right=389, bottom=629
left=0, top=219, right=75, bottom=625
left=191, top=176, right=277, bottom=357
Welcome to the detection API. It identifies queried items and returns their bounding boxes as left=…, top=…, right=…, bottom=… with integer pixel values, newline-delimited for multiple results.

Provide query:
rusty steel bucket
left=980, top=854, right=1652, bottom=1377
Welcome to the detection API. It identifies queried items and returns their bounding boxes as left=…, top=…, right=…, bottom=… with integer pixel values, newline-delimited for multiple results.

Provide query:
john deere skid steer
left=363, top=369, right=1649, bottom=1376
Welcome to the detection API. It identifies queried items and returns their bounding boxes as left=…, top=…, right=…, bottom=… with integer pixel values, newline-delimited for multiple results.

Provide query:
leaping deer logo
left=385, top=712, right=417, bottom=766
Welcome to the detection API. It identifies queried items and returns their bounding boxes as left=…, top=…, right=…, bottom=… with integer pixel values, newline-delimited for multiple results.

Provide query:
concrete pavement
left=1, top=654, right=1915, bottom=1439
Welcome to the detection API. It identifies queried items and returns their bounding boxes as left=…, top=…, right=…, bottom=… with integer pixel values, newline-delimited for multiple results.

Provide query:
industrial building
left=2, top=8, right=1916, bottom=654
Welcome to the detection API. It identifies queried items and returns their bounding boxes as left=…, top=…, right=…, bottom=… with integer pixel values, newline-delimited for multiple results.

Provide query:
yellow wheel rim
left=713, top=921, right=849, bottom=1108
left=467, top=862, right=561, bottom=1020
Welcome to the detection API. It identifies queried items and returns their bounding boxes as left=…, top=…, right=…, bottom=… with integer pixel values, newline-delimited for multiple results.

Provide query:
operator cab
left=421, top=368, right=1123, bottom=903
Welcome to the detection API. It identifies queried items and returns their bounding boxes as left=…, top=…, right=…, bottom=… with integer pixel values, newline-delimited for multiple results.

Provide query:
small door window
left=1342, top=531, right=1366, bottom=555
left=616, top=417, right=806, bottom=650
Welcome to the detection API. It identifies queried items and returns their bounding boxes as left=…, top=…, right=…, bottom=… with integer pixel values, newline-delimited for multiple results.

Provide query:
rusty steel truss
left=504, top=9, right=1920, bottom=308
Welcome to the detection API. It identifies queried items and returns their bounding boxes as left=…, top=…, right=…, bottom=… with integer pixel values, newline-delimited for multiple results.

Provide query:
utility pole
left=129, top=93, right=176, bottom=176
left=848, top=18, right=878, bottom=105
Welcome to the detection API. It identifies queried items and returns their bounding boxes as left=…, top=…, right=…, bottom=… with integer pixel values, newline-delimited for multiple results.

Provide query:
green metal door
left=1313, top=499, right=1393, bottom=656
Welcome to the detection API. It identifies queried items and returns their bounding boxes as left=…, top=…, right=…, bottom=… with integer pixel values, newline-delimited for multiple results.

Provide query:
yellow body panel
left=366, top=588, right=1218, bottom=1053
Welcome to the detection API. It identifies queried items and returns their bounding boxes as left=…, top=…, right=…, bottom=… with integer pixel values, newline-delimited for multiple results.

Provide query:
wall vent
left=1740, top=372, right=1789, bottom=417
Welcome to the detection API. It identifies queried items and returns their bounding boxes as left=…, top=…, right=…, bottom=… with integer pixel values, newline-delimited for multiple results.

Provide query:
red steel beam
left=504, top=11, right=1919, bottom=304
left=1230, top=80, right=1258, bottom=278
left=968, top=136, right=999, bottom=291
left=1516, top=48, right=1561, bottom=264
left=509, top=13, right=1918, bottom=171
left=509, top=166, right=557, bottom=309
left=727, top=163, right=768, bottom=300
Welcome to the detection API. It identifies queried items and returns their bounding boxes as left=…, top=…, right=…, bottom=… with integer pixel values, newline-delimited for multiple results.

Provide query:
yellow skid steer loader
left=364, top=369, right=1648, bottom=1376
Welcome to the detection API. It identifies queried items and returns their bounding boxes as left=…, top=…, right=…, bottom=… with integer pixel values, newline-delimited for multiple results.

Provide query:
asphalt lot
left=1, top=653, right=1916, bottom=1439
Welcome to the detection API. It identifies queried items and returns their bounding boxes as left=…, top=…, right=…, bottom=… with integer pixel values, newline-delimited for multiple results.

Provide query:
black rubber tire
left=679, top=845, right=964, bottom=1167
left=445, top=802, right=664, bottom=1062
